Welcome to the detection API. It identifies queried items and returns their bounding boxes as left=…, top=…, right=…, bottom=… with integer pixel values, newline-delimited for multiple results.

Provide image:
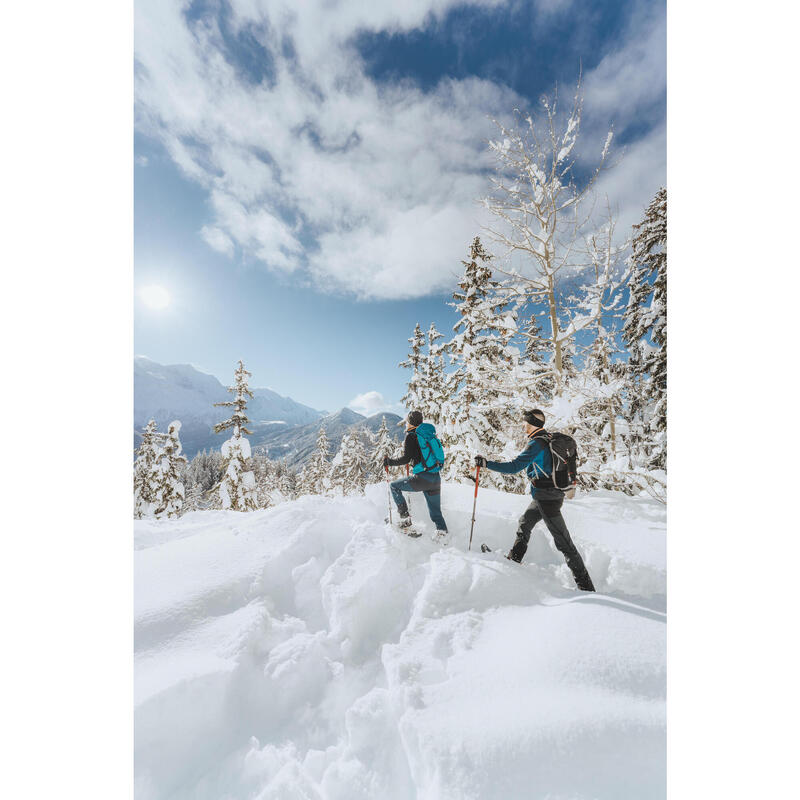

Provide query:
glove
left=474, top=455, right=487, bottom=468
left=383, top=456, right=391, bottom=468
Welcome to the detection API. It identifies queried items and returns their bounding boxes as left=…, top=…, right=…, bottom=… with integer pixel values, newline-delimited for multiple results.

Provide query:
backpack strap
left=529, top=431, right=556, bottom=487
left=416, top=433, right=442, bottom=474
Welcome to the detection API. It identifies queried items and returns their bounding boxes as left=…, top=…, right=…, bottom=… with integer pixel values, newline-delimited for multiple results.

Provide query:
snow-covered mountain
left=134, top=483, right=666, bottom=799
left=256, top=407, right=404, bottom=466
left=134, top=357, right=324, bottom=457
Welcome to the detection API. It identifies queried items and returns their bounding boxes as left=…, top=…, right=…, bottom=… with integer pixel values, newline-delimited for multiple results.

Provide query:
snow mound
left=135, top=483, right=666, bottom=799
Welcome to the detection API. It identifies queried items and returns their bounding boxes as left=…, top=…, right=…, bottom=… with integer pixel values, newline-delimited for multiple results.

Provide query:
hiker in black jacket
left=384, top=410, right=448, bottom=536
left=475, top=409, right=595, bottom=592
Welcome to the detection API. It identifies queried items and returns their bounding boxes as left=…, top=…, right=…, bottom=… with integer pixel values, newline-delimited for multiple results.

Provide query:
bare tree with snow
left=482, top=78, right=614, bottom=394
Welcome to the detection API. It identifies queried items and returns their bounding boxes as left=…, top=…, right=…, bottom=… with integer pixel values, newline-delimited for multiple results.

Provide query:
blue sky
left=134, top=0, right=665, bottom=415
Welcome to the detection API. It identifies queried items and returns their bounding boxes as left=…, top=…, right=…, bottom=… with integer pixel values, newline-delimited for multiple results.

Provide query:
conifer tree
left=254, top=454, right=277, bottom=508
left=306, top=426, right=332, bottom=495
left=420, top=323, right=447, bottom=426
left=152, top=420, right=187, bottom=518
left=333, top=429, right=370, bottom=495
left=520, top=310, right=554, bottom=402
left=134, top=420, right=162, bottom=518
left=624, top=187, right=667, bottom=471
left=296, top=463, right=315, bottom=497
left=442, top=236, right=520, bottom=490
left=186, top=449, right=223, bottom=493
left=213, top=360, right=258, bottom=511
left=400, top=323, right=426, bottom=413
left=278, top=468, right=297, bottom=501
left=183, top=483, right=204, bottom=513
left=371, top=416, right=396, bottom=481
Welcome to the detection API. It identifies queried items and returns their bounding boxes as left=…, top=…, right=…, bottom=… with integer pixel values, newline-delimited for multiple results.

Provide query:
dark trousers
left=509, top=488, right=595, bottom=591
left=390, top=472, right=448, bottom=531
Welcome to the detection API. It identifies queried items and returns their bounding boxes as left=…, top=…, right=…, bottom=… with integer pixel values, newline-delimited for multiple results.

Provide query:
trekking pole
left=468, top=465, right=480, bottom=551
left=385, top=465, right=392, bottom=525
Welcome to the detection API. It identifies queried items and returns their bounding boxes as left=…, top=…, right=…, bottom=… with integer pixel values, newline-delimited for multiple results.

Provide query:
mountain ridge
left=134, top=357, right=403, bottom=462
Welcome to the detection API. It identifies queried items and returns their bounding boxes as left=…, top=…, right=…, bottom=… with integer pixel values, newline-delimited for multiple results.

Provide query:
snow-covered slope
left=134, top=484, right=666, bottom=799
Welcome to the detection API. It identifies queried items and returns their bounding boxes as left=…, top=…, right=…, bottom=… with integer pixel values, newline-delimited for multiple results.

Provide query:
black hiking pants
left=509, top=488, right=595, bottom=592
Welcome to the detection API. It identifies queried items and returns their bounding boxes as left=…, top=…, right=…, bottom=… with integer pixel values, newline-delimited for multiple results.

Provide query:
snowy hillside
left=135, top=483, right=665, bottom=799
left=134, top=357, right=323, bottom=457
left=257, top=408, right=404, bottom=467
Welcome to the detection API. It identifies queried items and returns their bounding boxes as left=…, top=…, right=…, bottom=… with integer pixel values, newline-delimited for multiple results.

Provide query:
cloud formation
left=347, top=390, right=401, bottom=417
left=135, top=0, right=665, bottom=299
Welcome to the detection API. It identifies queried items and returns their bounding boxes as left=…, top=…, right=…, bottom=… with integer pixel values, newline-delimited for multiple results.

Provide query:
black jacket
left=387, top=428, right=422, bottom=469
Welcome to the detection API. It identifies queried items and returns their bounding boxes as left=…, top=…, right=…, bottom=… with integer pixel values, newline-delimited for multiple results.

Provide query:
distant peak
left=328, top=407, right=366, bottom=423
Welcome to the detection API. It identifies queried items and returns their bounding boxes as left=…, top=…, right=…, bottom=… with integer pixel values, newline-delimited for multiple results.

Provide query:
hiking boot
left=433, top=529, right=449, bottom=545
left=397, top=517, right=413, bottom=529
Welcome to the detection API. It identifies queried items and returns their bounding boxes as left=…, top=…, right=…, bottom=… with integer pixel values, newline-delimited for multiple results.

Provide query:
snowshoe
left=480, top=543, right=493, bottom=553
left=432, top=529, right=450, bottom=546
left=385, top=516, right=421, bottom=538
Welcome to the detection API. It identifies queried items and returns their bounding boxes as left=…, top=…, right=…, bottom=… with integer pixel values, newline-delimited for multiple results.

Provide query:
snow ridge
left=134, top=483, right=666, bottom=799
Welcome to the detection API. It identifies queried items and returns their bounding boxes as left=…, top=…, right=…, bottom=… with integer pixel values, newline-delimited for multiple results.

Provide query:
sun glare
left=140, top=285, right=171, bottom=310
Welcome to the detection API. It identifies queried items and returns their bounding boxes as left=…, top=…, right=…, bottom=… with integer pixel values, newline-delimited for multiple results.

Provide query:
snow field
left=134, top=482, right=666, bottom=799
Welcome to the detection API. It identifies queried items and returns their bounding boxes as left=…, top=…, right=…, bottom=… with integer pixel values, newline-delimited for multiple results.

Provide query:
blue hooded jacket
left=486, top=432, right=553, bottom=497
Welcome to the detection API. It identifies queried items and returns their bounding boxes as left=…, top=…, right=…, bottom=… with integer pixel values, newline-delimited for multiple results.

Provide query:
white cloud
left=348, top=390, right=401, bottom=417
left=583, top=2, right=666, bottom=130
left=200, top=225, right=235, bottom=257
left=135, top=0, right=665, bottom=299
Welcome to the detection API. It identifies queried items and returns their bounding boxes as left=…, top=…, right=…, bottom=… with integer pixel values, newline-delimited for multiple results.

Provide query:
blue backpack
left=413, top=423, right=445, bottom=475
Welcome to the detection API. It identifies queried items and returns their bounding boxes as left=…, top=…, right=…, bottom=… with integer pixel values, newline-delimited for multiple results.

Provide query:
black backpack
left=532, top=430, right=579, bottom=490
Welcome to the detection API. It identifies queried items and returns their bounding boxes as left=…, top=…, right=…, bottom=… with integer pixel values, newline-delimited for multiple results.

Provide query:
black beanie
left=407, top=410, right=423, bottom=426
left=523, top=409, right=545, bottom=427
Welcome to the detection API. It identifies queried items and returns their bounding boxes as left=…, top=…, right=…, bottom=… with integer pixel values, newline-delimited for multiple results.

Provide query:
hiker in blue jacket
left=475, top=409, right=595, bottom=592
left=384, top=410, right=449, bottom=539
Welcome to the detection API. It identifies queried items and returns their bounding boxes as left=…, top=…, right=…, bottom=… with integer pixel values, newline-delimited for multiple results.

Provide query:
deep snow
left=134, top=482, right=666, bottom=799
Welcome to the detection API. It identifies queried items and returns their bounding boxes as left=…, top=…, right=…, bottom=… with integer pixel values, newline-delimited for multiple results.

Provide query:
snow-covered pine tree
left=134, top=419, right=162, bottom=518
left=442, top=236, right=522, bottom=491
left=183, top=483, right=204, bottom=513
left=152, top=420, right=187, bottom=518
left=306, top=426, right=332, bottom=495
left=213, top=360, right=258, bottom=511
left=420, top=323, right=447, bottom=426
left=278, top=468, right=297, bottom=501
left=255, top=456, right=276, bottom=509
left=520, top=310, right=554, bottom=403
left=623, top=187, right=667, bottom=472
left=186, top=449, right=223, bottom=493
left=296, top=463, right=315, bottom=497
left=400, top=323, right=426, bottom=413
left=371, top=416, right=396, bottom=481
left=334, top=428, right=370, bottom=495
left=482, top=79, right=614, bottom=395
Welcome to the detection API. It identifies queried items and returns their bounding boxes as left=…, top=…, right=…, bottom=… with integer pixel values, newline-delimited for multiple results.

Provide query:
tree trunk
left=547, top=276, right=562, bottom=388
left=608, top=399, right=617, bottom=458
